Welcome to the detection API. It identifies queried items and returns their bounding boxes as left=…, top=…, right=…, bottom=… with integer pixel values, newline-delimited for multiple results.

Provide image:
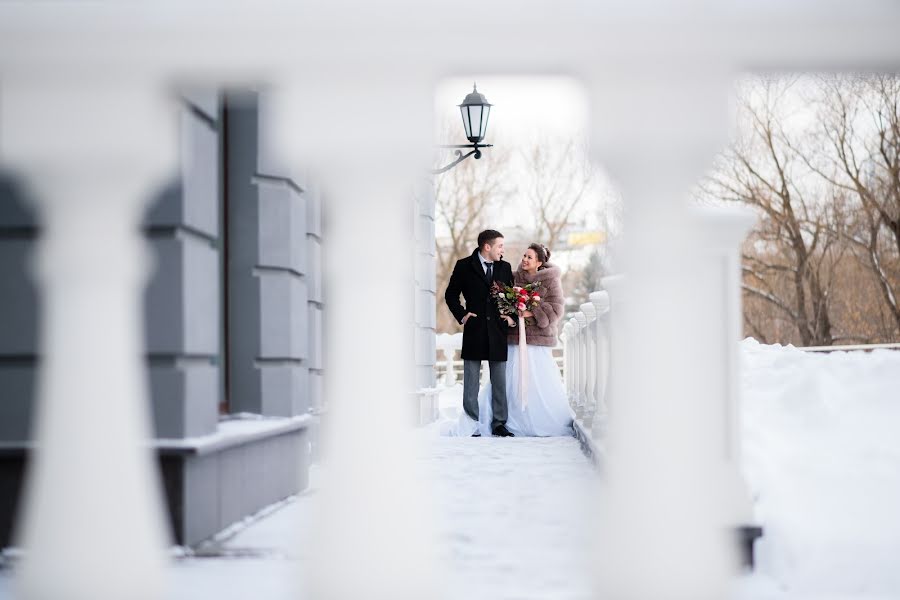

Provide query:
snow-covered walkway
left=1, top=340, right=898, bottom=599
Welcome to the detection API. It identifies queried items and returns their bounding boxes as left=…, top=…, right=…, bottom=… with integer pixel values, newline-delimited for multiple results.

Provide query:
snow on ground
left=0, top=340, right=897, bottom=599
left=738, top=339, right=900, bottom=599
left=420, top=429, right=596, bottom=600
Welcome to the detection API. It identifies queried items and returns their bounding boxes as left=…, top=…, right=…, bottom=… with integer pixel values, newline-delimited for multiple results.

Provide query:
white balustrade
left=572, top=311, right=588, bottom=420
left=588, top=291, right=610, bottom=434
left=0, top=80, right=176, bottom=600
left=560, top=322, right=573, bottom=402
left=566, top=316, right=582, bottom=414
left=578, top=303, right=597, bottom=425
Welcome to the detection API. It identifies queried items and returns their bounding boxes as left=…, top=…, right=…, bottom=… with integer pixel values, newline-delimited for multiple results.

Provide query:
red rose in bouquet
left=491, top=281, right=542, bottom=322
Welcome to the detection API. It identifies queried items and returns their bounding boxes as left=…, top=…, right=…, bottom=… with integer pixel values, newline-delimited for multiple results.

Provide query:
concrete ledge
left=572, top=418, right=604, bottom=469
left=155, top=413, right=312, bottom=456
left=0, top=414, right=314, bottom=548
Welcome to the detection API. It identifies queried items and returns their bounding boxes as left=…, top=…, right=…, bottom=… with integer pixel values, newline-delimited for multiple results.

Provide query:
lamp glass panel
left=460, top=105, right=473, bottom=139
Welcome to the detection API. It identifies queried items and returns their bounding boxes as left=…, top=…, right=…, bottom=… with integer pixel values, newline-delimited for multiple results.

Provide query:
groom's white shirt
left=477, top=250, right=492, bottom=275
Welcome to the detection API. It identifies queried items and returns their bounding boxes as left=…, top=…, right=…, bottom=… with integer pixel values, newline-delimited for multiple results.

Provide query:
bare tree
left=705, top=77, right=842, bottom=346
left=807, top=74, right=900, bottom=334
left=519, top=136, right=596, bottom=250
left=433, top=132, right=514, bottom=332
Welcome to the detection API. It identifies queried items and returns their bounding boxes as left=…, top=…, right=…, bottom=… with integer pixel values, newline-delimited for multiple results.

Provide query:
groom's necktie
left=485, top=262, right=493, bottom=282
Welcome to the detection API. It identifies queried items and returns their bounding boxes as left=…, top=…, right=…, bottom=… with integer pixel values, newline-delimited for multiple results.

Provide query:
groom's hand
left=461, top=312, right=477, bottom=324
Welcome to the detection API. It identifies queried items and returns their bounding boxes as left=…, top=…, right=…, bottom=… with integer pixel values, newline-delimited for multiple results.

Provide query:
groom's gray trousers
left=462, top=359, right=508, bottom=430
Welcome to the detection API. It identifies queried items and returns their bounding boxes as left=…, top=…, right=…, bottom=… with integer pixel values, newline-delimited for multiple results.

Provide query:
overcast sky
left=434, top=75, right=590, bottom=145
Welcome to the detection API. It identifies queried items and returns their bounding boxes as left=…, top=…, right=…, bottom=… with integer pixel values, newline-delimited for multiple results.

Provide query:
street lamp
left=432, top=83, right=494, bottom=174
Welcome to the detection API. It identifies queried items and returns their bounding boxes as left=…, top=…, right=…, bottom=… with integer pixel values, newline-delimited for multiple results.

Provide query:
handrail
left=797, top=342, right=900, bottom=352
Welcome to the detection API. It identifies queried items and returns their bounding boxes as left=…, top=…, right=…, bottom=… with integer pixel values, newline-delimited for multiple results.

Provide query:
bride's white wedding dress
left=454, top=342, right=574, bottom=437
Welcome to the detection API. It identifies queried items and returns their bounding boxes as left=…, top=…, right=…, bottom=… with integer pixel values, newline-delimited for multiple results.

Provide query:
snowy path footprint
left=421, top=434, right=597, bottom=600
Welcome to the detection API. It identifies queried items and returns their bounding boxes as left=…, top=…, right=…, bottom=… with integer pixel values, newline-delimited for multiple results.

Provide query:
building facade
left=0, top=89, right=323, bottom=546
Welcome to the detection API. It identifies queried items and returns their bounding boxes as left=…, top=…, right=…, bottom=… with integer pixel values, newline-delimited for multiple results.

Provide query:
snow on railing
left=798, top=342, right=900, bottom=353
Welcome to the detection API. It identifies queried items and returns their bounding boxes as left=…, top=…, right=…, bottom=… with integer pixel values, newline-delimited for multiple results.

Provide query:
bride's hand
left=519, top=309, right=534, bottom=318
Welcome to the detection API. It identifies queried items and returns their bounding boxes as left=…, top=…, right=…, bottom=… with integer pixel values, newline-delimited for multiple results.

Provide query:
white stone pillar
left=579, top=302, right=597, bottom=424
left=589, top=64, right=737, bottom=598
left=272, top=75, right=438, bottom=599
left=442, top=346, right=457, bottom=386
left=689, top=206, right=758, bottom=528
left=0, top=80, right=176, bottom=600
left=589, top=290, right=611, bottom=432
left=566, top=316, right=581, bottom=413
left=560, top=324, right=572, bottom=401
left=572, top=311, right=588, bottom=420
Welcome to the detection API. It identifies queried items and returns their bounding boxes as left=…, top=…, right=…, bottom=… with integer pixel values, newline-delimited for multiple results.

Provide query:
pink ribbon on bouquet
left=518, top=314, right=528, bottom=409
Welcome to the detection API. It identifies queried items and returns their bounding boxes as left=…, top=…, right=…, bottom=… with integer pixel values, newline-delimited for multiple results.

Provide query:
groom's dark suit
left=445, top=249, right=514, bottom=430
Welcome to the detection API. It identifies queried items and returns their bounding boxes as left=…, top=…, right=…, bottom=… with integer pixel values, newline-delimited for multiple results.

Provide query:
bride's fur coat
left=507, top=263, right=564, bottom=347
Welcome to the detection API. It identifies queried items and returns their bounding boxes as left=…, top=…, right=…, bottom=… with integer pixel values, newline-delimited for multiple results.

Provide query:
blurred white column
left=0, top=80, right=176, bottom=600
left=589, top=61, right=737, bottom=599
left=690, top=206, right=758, bottom=528
left=272, top=74, right=439, bottom=600
left=579, top=302, right=597, bottom=424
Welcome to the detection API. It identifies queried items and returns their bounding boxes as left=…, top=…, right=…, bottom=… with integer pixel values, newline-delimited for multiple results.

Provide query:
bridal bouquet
left=491, top=281, right=542, bottom=322
left=491, top=281, right=542, bottom=410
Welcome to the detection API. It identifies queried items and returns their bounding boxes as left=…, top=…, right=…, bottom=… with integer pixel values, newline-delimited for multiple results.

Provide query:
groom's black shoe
left=471, top=431, right=481, bottom=437
left=492, top=425, right=515, bottom=438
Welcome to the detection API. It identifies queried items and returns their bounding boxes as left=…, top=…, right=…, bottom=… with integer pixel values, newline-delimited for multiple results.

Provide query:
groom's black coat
left=445, top=249, right=514, bottom=362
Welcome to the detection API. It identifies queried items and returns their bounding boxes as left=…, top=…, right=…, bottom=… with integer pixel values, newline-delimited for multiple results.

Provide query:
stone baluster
left=690, top=206, right=758, bottom=537
left=560, top=323, right=572, bottom=402
left=579, top=303, right=597, bottom=426
left=572, top=311, right=588, bottom=420
left=442, top=346, right=457, bottom=386
left=589, top=290, right=611, bottom=435
left=566, top=316, right=581, bottom=412
left=598, top=275, right=624, bottom=434
left=0, top=80, right=176, bottom=600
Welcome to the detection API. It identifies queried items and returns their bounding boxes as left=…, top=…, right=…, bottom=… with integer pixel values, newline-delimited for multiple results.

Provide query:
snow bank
left=740, top=339, right=900, bottom=597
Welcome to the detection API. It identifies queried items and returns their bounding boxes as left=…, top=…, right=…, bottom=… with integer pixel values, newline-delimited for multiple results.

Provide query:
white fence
left=434, top=332, right=564, bottom=386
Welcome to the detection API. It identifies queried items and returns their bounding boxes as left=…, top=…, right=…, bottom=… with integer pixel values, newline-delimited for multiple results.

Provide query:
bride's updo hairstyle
left=528, top=243, right=551, bottom=269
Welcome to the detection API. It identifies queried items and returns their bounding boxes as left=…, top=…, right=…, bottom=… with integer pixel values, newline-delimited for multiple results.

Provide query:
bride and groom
left=444, top=229, right=574, bottom=438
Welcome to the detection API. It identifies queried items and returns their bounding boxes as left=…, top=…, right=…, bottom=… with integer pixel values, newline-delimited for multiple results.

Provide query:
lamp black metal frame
left=431, top=142, right=494, bottom=174
left=431, top=83, right=493, bottom=175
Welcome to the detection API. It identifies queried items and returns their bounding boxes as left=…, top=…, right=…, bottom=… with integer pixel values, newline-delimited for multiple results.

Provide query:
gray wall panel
left=183, top=235, right=219, bottom=356
left=257, top=180, right=307, bottom=275
left=183, top=363, right=218, bottom=436
left=181, top=110, right=220, bottom=239
left=259, top=365, right=308, bottom=417
left=0, top=240, right=38, bottom=355
left=306, top=237, right=322, bottom=303
left=307, top=305, right=323, bottom=371
left=144, top=237, right=184, bottom=354
left=0, top=177, right=37, bottom=227
left=183, top=453, right=219, bottom=545
left=258, top=273, right=308, bottom=360
left=181, top=89, right=220, bottom=123
left=148, top=367, right=185, bottom=438
left=0, top=367, right=34, bottom=441
left=305, top=186, right=322, bottom=238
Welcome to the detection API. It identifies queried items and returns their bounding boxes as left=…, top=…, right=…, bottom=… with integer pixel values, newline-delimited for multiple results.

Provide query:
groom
left=444, top=229, right=515, bottom=437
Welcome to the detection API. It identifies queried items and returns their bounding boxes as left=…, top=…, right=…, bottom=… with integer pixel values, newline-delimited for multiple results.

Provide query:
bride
left=471, top=243, right=574, bottom=437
